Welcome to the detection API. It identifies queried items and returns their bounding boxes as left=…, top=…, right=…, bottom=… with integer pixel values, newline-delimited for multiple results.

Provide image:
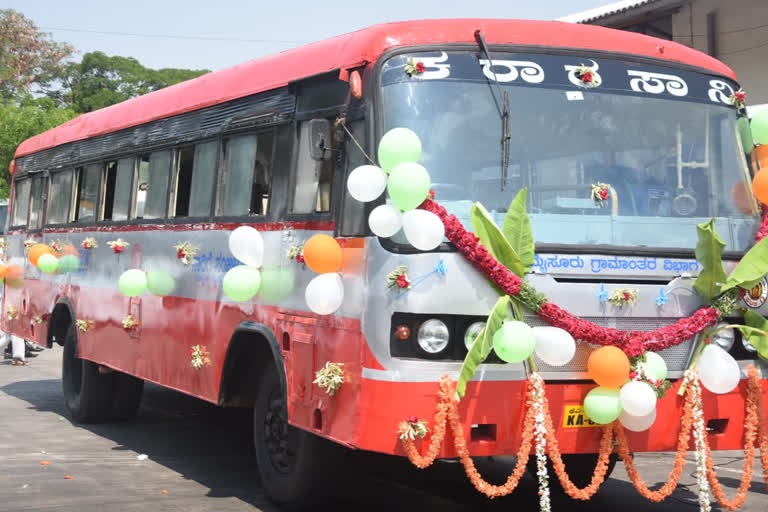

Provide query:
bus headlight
left=742, top=337, right=758, bottom=353
left=710, top=323, right=735, bottom=352
left=464, top=322, right=485, bottom=350
left=417, top=319, right=450, bottom=354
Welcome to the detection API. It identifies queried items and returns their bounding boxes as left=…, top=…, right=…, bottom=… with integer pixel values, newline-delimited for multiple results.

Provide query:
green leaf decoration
left=470, top=202, right=526, bottom=278
left=720, top=236, right=768, bottom=294
left=502, top=188, right=535, bottom=274
left=742, top=311, right=768, bottom=361
left=457, top=296, right=510, bottom=397
left=693, top=219, right=727, bottom=302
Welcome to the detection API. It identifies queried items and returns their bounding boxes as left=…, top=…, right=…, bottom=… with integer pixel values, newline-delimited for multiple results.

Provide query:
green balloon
left=222, top=265, right=261, bottom=302
left=119, top=269, right=147, bottom=297
left=751, top=109, right=768, bottom=145
left=58, top=254, right=80, bottom=273
left=644, top=351, right=668, bottom=381
left=38, top=253, right=59, bottom=274
left=492, top=320, right=536, bottom=363
left=259, top=267, right=295, bottom=304
left=738, top=117, right=754, bottom=154
left=377, top=127, right=422, bottom=173
left=387, top=162, right=431, bottom=211
left=146, top=271, right=176, bottom=296
left=583, top=387, right=622, bottom=424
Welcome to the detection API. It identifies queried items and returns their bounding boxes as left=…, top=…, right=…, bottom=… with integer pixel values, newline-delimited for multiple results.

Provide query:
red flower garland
left=420, top=198, right=721, bottom=356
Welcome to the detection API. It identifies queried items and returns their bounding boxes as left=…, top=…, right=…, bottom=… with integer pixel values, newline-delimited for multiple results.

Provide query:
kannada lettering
left=533, top=254, right=585, bottom=274
left=533, top=254, right=700, bottom=275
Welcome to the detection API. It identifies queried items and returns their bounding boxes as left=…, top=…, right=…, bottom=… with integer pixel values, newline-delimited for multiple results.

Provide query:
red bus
left=5, top=19, right=767, bottom=508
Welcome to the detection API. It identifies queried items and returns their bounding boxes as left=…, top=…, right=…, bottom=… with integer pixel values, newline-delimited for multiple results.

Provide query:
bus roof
left=15, top=18, right=735, bottom=159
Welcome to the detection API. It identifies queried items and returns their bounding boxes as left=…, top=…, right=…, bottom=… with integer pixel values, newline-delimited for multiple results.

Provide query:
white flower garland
left=530, top=373, right=552, bottom=512
left=687, top=369, right=711, bottom=512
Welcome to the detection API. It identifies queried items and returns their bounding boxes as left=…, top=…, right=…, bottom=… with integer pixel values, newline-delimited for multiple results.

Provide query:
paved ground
left=1, top=347, right=766, bottom=512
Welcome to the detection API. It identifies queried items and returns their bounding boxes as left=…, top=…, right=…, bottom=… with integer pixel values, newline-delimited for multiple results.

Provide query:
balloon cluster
left=302, top=234, right=344, bottom=315
left=27, top=243, right=81, bottom=275
left=347, top=128, right=445, bottom=251
left=222, top=226, right=265, bottom=301
left=119, top=268, right=176, bottom=297
left=490, top=321, right=576, bottom=366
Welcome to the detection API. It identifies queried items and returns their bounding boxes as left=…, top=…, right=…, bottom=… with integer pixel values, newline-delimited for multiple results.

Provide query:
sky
left=8, top=0, right=609, bottom=72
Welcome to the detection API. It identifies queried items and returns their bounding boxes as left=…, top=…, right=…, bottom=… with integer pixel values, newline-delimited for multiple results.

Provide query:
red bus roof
left=15, top=18, right=736, bottom=159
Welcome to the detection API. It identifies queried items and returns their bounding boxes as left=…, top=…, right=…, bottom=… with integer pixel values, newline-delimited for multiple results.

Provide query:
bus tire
left=61, top=324, right=113, bottom=423
left=253, top=367, right=343, bottom=509
left=526, top=452, right=618, bottom=493
left=112, top=371, right=144, bottom=420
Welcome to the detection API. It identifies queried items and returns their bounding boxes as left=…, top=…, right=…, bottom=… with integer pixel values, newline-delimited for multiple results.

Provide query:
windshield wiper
left=474, top=30, right=511, bottom=191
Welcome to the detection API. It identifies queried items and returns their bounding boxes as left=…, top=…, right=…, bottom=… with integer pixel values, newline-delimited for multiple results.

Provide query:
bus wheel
left=253, top=368, right=342, bottom=509
left=526, top=453, right=618, bottom=492
left=112, top=371, right=144, bottom=420
left=61, top=324, right=113, bottom=423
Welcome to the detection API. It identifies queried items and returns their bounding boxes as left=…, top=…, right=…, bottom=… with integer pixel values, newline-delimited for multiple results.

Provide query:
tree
left=0, top=9, right=75, bottom=100
left=59, top=51, right=209, bottom=113
left=0, top=96, right=76, bottom=197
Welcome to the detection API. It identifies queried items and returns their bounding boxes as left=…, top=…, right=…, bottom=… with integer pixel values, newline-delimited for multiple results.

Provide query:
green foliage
left=457, top=296, right=510, bottom=397
left=693, top=219, right=727, bottom=302
left=720, top=236, right=768, bottom=294
left=742, top=311, right=768, bottom=361
left=470, top=202, right=525, bottom=277
left=0, top=96, right=76, bottom=197
left=502, top=188, right=535, bottom=274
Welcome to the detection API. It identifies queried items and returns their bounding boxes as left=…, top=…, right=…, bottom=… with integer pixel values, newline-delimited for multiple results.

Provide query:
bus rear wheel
left=61, top=324, right=113, bottom=423
left=112, top=371, right=144, bottom=420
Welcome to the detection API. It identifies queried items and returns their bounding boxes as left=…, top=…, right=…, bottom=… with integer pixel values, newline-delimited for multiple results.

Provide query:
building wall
left=671, top=0, right=768, bottom=108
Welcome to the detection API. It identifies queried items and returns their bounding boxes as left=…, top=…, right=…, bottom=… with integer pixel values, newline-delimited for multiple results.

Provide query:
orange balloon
left=587, top=346, right=630, bottom=388
left=0, top=264, right=6, bottom=279
left=752, top=170, right=768, bottom=206
left=28, top=243, right=53, bottom=267
left=303, top=234, right=342, bottom=274
left=5, top=264, right=23, bottom=288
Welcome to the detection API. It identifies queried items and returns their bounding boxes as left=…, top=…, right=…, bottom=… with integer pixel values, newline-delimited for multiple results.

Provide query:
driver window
left=291, top=121, right=333, bottom=214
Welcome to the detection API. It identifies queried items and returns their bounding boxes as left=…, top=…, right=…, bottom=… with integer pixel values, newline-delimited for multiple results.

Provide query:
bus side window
left=28, top=175, right=45, bottom=230
left=218, top=133, right=273, bottom=216
left=74, top=164, right=100, bottom=222
left=174, top=141, right=217, bottom=218
left=11, top=178, right=30, bottom=227
left=47, top=170, right=74, bottom=224
left=136, top=150, right=171, bottom=219
left=102, top=158, right=133, bottom=221
left=291, top=120, right=333, bottom=214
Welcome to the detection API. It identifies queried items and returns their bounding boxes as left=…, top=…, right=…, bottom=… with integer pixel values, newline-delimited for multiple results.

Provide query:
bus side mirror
left=308, top=118, right=332, bottom=161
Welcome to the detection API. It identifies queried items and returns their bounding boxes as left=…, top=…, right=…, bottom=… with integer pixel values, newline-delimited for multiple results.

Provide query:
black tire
left=112, top=371, right=144, bottom=420
left=253, top=368, right=346, bottom=510
left=527, top=452, right=618, bottom=493
left=61, top=324, right=114, bottom=423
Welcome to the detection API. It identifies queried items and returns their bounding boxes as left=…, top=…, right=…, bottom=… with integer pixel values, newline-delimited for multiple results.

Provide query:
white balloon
left=305, top=273, right=344, bottom=315
left=229, top=226, right=264, bottom=267
left=368, top=204, right=403, bottom=238
left=347, top=165, right=387, bottom=202
left=402, top=209, right=445, bottom=251
left=620, top=380, right=657, bottom=417
left=533, top=327, right=576, bottom=366
left=698, top=344, right=741, bottom=394
left=619, top=407, right=657, bottom=432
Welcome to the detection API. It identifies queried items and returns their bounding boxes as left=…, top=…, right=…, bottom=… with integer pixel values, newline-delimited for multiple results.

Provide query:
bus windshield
left=380, top=51, right=759, bottom=252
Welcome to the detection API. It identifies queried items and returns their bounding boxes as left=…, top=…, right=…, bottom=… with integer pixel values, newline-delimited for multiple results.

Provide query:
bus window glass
left=143, top=150, right=171, bottom=219
left=135, top=156, right=150, bottom=218
left=187, top=141, right=218, bottom=217
left=75, top=164, right=100, bottom=222
left=112, top=158, right=134, bottom=221
left=291, top=121, right=333, bottom=214
left=47, top=170, right=73, bottom=224
left=28, top=176, right=44, bottom=229
left=174, top=147, right=194, bottom=217
left=220, top=133, right=273, bottom=216
left=11, top=179, right=30, bottom=226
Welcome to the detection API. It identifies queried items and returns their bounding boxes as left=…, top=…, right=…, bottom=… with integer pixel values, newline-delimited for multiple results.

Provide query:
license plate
left=562, top=405, right=600, bottom=428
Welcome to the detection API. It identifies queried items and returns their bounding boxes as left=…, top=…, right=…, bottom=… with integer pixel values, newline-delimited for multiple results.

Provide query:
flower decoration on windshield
left=174, top=242, right=199, bottom=265
left=398, top=416, right=430, bottom=441
left=6, top=306, right=18, bottom=321
left=190, top=344, right=211, bottom=370
left=107, top=238, right=130, bottom=254
left=574, top=63, right=602, bottom=87
left=287, top=244, right=305, bottom=264
left=121, top=315, right=139, bottom=332
left=76, top=318, right=94, bottom=332
left=729, top=88, right=746, bottom=111
left=82, top=237, right=98, bottom=250
left=24, top=239, right=36, bottom=250
left=313, top=362, right=344, bottom=396
left=590, top=182, right=611, bottom=206
left=609, top=288, right=639, bottom=308
left=387, top=265, right=411, bottom=290
left=404, top=57, right=426, bottom=77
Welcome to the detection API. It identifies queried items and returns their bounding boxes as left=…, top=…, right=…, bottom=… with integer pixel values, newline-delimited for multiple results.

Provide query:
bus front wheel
left=61, top=324, right=113, bottom=423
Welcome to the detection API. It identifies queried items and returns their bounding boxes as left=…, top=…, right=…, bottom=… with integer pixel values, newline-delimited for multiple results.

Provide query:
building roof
left=557, top=0, right=662, bottom=24
left=15, top=18, right=736, bottom=159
